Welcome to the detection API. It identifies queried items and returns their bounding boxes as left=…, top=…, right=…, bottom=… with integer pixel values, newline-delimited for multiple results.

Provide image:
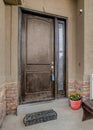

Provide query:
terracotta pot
left=70, top=99, right=82, bottom=110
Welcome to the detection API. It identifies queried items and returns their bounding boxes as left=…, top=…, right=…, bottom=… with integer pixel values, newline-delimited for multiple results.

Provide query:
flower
left=69, top=92, right=82, bottom=101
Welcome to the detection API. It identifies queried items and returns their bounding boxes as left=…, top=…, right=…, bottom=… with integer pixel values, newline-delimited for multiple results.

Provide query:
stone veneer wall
left=68, top=80, right=90, bottom=98
left=5, top=83, right=18, bottom=114
left=0, top=86, right=6, bottom=127
left=0, top=83, right=18, bottom=127
left=0, top=80, right=90, bottom=127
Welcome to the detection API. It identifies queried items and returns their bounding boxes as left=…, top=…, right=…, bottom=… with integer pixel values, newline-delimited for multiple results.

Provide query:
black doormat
left=23, top=109, right=57, bottom=126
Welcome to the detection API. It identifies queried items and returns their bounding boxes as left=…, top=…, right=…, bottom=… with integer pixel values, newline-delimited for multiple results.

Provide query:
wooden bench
left=82, top=99, right=93, bottom=121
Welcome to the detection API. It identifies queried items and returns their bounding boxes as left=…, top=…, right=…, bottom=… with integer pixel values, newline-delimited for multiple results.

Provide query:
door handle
left=51, top=65, right=55, bottom=81
left=51, top=65, right=54, bottom=69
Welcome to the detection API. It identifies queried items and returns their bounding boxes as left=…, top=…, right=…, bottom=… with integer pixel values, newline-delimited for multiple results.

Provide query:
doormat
left=23, top=109, right=57, bottom=126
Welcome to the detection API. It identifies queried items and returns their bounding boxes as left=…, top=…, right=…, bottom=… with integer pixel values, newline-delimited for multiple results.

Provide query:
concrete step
left=17, top=98, right=68, bottom=115
left=17, top=100, right=54, bottom=115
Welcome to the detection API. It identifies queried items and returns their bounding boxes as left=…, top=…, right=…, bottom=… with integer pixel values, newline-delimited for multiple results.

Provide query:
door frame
left=18, top=7, right=68, bottom=104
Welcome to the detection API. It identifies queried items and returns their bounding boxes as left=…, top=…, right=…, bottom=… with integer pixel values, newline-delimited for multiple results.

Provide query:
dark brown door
left=21, top=13, right=54, bottom=102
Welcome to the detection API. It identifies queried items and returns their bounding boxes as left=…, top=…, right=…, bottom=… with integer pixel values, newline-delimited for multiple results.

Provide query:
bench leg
left=82, top=108, right=87, bottom=121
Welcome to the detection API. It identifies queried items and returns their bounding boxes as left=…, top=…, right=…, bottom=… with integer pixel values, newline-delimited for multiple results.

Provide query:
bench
left=82, top=99, right=93, bottom=121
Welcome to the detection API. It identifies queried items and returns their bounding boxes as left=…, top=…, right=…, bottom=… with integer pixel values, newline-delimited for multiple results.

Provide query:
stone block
left=23, top=109, right=57, bottom=126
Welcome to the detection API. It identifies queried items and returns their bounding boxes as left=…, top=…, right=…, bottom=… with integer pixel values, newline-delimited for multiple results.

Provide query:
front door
left=21, top=13, right=54, bottom=102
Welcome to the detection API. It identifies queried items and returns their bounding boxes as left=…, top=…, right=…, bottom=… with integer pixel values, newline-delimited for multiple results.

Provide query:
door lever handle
left=51, top=65, right=54, bottom=69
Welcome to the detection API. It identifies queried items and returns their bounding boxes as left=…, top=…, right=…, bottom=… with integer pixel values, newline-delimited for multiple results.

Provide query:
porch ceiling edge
left=3, top=0, right=22, bottom=5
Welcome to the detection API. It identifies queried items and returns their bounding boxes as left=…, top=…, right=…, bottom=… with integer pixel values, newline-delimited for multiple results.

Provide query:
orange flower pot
left=70, top=99, right=82, bottom=110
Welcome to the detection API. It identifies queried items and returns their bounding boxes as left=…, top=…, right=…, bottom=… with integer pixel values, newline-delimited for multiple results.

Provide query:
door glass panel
left=58, top=23, right=65, bottom=91
left=58, top=24, right=64, bottom=52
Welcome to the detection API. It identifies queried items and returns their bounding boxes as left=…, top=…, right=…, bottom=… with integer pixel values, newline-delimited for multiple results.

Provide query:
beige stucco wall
left=5, top=0, right=78, bottom=83
left=23, top=0, right=77, bottom=81
left=0, top=0, right=6, bottom=86
left=84, top=0, right=93, bottom=82
left=4, top=0, right=93, bottom=87
left=76, top=0, right=84, bottom=81
left=5, top=6, right=18, bottom=82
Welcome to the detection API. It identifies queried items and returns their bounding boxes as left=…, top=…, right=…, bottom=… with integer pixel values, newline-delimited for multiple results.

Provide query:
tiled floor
left=1, top=99, right=93, bottom=130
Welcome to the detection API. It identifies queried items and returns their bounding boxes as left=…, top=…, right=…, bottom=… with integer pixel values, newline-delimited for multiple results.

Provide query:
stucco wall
left=76, top=0, right=84, bottom=81
left=6, top=0, right=93, bottom=98
left=22, top=0, right=77, bottom=81
left=5, top=0, right=77, bottom=83
left=84, top=0, right=93, bottom=81
left=0, top=0, right=6, bottom=127
left=5, top=6, right=18, bottom=83
left=5, top=6, right=19, bottom=113
left=68, top=0, right=91, bottom=97
left=0, top=0, right=6, bottom=86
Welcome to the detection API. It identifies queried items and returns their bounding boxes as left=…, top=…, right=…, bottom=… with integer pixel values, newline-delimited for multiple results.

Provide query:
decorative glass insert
left=58, top=23, right=65, bottom=91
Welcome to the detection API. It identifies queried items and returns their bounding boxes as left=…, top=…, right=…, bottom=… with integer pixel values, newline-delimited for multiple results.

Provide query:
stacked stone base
left=0, top=80, right=91, bottom=127
left=0, top=83, right=18, bottom=127
left=5, top=83, right=18, bottom=114
left=68, top=80, right=90, bottom=98
left=0, top=86, right=6, bottom=127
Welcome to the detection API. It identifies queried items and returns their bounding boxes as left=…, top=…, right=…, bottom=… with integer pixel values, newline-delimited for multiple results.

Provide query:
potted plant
left=69, top=92, right=82, bottom=110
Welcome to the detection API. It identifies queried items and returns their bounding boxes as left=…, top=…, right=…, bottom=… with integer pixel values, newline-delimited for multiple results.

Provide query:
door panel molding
left=26, top=17, right=52, bottom=65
